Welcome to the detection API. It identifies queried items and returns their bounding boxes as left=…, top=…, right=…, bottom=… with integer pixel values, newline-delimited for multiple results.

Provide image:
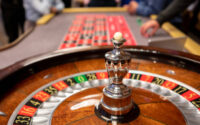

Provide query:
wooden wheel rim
left=8, top=70, right=200, bottom=125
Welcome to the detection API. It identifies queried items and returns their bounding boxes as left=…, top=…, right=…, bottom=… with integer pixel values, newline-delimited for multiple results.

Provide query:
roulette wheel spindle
left=95, top=32, right=140, bottom=123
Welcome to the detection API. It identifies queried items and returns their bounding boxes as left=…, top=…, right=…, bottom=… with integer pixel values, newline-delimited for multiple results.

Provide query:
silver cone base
left=95, top=103, right=140, bottom=123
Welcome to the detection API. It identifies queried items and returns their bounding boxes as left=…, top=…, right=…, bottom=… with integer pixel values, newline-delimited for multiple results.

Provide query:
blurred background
left=0, top=0, right=199, bottom=47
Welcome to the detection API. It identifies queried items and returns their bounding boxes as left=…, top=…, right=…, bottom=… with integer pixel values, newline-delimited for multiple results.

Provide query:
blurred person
left=62, top=0, right=71, bottom=8
left=23, top=0, right=64, bottom=29
left=181, top=0, right=200, bottom=33
left=140, top=0, right=196, bottom=37
left=1, top=0, right=25, bottom=43
left=121, top=0, right=140, bottom=7
left=127, top=0, right=173, bottom=17
left=84, top=0, right=118, bottom=7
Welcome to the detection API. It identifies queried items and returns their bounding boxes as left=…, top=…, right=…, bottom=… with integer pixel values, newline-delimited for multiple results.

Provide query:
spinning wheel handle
left=105, top=32, right=131, bottom=85
left=95, top=32, right=140, bottom=123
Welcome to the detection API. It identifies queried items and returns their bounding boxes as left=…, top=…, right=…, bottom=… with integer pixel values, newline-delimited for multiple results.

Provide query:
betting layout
left=58, top=15, right=136, bottom=49
left=9, top=70, right=200, bottom=125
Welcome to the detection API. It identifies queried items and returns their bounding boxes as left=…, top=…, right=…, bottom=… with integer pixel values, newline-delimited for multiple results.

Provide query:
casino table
left=0, top=8, right=200, bottom=125
left=1, top=7, right=200, bottom=70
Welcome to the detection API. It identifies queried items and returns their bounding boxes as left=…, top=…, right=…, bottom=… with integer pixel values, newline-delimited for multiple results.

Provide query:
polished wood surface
left=0, top=56, right=200, bottom=124
left=102, top=92, right=133, bottom=115
left=51, top=87, right=185, bottom=125
left=0, top=46, right=200, bottom=124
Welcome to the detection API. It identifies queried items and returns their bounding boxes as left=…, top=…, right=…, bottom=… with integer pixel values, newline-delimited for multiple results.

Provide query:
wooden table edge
left=150, top=15, right=200, bottom=56
left=36, top=7, right=126, bottom=25
left=162, top=22, right=200, bottom=56
left=0, top=27, right=34, bottom=51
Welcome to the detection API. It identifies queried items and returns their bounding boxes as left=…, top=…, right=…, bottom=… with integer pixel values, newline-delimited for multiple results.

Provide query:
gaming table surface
left=0, top=12, right=170, bottom=69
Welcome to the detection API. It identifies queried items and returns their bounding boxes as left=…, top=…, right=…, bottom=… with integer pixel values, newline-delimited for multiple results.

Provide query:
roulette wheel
left=0, top=33, right=200, bottom=125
